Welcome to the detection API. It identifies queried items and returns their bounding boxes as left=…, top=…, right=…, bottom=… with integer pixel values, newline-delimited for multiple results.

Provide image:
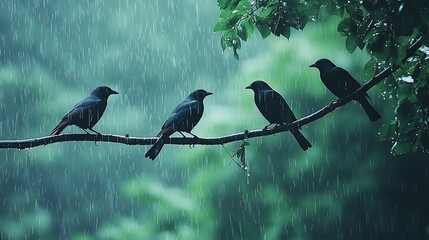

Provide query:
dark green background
left=0, top=1, right=428, bottom=239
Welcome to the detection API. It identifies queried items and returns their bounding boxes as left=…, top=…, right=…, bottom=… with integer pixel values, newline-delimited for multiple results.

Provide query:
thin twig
left=221, top=144, right=243, bottom=168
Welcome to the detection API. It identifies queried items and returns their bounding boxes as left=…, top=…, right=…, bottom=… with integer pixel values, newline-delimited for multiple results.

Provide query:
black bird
left=310, top=58, right=381, bottom=121
left=50, top=86, right=118, bottom=135
left=246, top=80, right=312, bottom=151
left=145, top=89, right=213, bottom=160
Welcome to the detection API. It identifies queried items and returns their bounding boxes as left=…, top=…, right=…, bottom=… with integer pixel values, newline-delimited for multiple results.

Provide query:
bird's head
left=91, top=86, right=119, bottom=100
left=245, top=80, right=272, bottom=92
left=188, top=89, right=213, bottom=101
left=309, top=58, right=337, bottom=71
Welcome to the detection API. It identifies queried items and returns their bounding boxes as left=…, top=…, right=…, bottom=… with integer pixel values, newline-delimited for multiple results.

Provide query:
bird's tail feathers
left=359, top=98, right=381, bottom=122
left=146, top=129, right=174, bottom=160
left=291, top=129, right=312, bottom=151
left=145, top=138, right=165, bottom=160
left=50, top=119, right=70, bottom=135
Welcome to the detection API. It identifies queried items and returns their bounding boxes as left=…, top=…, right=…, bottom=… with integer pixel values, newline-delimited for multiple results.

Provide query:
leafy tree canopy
left=214, top=0, right=429, bottom=155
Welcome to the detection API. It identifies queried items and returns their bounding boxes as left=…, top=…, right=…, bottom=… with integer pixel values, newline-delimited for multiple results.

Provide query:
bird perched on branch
left=50, top=86, right=118, bottom=135
left=246, top=80, right=312, bottom=151
left=310, top=58, right=381, bottom=121
left=145, top=89, right=213, bottom=160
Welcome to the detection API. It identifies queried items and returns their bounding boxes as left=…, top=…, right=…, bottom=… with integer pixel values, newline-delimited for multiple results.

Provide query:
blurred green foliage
left=0, top=0, right=428, bottom=240
left=215, top=0, right=429, bottom=155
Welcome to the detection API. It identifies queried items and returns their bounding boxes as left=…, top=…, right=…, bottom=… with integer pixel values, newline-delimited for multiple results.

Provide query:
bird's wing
left=51, top=96, right=105, bottom=135
left=324, top=67, right=366, bottom=97
left=170, top=99, right=196, bottom=115
left=260, top=90, right=297, bottom=123
left=58, top=96, right=105, bottom=126
left=158, top=100, right=200, bottom=136
left=66, top=96, right=103, bottom=118
left=334, top=67, right=363, bottom=91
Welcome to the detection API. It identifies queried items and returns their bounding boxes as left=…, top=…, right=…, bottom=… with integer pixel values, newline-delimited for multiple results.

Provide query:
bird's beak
left=245, top=85, right=251, bottom=89
left=111, top=90, right=119, bottom=94
left=206, top=92, right=213, bottom=96
left=309, top=63, right=316, bottom=68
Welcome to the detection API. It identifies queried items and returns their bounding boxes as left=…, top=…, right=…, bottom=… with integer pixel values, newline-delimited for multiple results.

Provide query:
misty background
left=0, top=0, right=428, bottom=239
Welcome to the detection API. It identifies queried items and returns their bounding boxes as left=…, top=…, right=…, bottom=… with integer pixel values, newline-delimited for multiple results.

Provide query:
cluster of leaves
left=378, top=47, right=429, bottom=154
left=214, top=0, right=429, bottom=154
left=214, top=0, right=322, bottom=59
left=335, top=0, right=429, bottom=155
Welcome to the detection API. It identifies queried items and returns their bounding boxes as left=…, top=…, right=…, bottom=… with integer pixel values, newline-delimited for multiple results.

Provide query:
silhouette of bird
left=50, top=86, right=118, bottom=135
left=145, top=89, right=212, bottom=160
left=246, top=80, right=312, bottom=151
left=310, top=58, right=381, bottom=121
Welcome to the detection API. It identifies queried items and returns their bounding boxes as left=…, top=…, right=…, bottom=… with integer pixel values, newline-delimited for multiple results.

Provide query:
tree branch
left=0, top=37, right=422, bottom=150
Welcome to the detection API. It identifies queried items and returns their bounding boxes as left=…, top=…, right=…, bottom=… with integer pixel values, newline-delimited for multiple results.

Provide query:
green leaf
left=220, top=36, right=227, bottom=51
left=337, top=18, right=354, bottom=36
left=270, top=14, right=284, bottom=36
left=366, top=32, right=389, bottom=60
left=213, top=10, right=231, bottom=32
left=227, top=14, right=242, bottom=29
left=217, top=0, right=229, bottom=10
left=220, top=30, right=240, bottom=49
left=326, top=1, right=344, bottom=16
left=237, top=19, right=254, bottom=41
left=301, top=1, right=323, bottom=21
left=235, top=0, right=251, bottom=13
left=217, top=0, right=240, bottom=10
left=219, top=28, right=242, bottom=58
left=213, top=20, right=227, bottom=32
left=395, top=99, right=416, bottom=124
left=283, top=6, right=309, bottom=30
left=233, top=141, right=249, bottom=168
left=378, top=121, right=396, bottom=141
left=233, top=50, right=239, bottom=60
left=412, top=131, right=422, bottom=152
left=233, top=38, right=241, bottom=60
left=345, top=1, right=363, bottom=19
left=259, top=5, right=276, bottom=18
left=362, top=0, right=378, bottom=11
left=364, top=57, right=377, bottom=78
left=245, top=20, right=255, bottom=38
left=281, top=26, right=291, bottom=39
left=213, top=10, right=242, bottom=32
left=346, top=35, right=358, bottom=53
left=255, top=21, right=271, bottom=38
left=358, top=18, right=373, bottom=39
left=391, top=138, right=413, bottom=155
left=237, top=22, right=248, bottom=41
left=270, top=8, right=301, bottom=37
left=396, top=83, right=413, bottom=101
